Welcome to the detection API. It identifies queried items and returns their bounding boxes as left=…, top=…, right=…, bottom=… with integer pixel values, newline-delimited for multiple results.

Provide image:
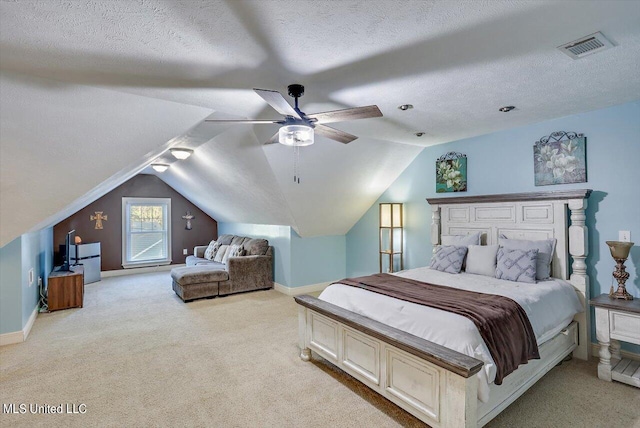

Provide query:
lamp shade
left=380, top=203, right=403, bottom=228
left=606, top=241, right=634, bottom=259
left=279, top=125, right=314, bottom=146
left=151, top=163, right=170, bottom=172
left=170, top=148, right=193, bottom=159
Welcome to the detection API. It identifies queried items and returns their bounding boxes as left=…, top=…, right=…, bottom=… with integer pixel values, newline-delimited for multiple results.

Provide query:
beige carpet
left=1, top=272, right=638, bottom=427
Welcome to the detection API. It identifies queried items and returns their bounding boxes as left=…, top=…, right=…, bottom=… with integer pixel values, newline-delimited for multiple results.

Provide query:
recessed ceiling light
left=151, top=163, right=170, bottom=172
left=398, top=104, right=413, bottom=111
left=170, top=148, right=193, bottom=160
left=499, top=106, right=516, bottom=112
left=415, top=132, right=425, bottom=137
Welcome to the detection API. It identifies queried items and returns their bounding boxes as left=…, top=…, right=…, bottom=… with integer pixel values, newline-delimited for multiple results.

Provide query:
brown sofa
left=171, top=234, right=273, bottom=302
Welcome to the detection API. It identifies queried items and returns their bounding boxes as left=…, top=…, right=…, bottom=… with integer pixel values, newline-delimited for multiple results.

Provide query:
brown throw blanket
left=334, top=273, right=539, bottom=384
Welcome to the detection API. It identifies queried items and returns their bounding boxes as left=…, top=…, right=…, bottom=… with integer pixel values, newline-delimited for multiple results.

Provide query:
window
left=122, top=197, right=171, bottom=268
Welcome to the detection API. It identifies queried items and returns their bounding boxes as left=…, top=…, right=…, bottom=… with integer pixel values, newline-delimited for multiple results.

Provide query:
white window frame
left=122, top=197, right=172, bottom=268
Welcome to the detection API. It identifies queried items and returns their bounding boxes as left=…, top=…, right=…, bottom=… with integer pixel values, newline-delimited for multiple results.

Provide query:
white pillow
left=204, top=240, right=219, bottom=260
left=222, top=244, right=244, bottom=264
left=213, top=245, right=229, bottom=263
left=465, top=245, right=499, bottom=277
left=498, top=235, right=557, bottom=280
left=441, top=232, right=481, bottom=246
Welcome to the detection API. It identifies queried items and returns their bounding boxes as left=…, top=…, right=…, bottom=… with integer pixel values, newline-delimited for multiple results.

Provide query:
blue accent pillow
left=495, top=247, right=538, bottom=283
left=498, top=235, right=556, bottom=280
left=430, top=245, right=468, bottom=274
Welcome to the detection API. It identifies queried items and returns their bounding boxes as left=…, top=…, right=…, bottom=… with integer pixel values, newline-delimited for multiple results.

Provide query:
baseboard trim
left=101, top=264, right=184, bottom=278
left=23, top=305, right=38, bottom=341
left=0, top=306, right=39, bottom=346
left=274, top=281, right=333, bottom=296
left=591, top=342, right=640, bottom=361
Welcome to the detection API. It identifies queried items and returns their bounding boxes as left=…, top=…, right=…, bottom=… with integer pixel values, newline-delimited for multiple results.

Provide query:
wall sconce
left=606, top=240, right=634, bottom=300
left=170, top=148, right=193, bottom=160
left=279, top=124, right=314, bottom=146
left=151, top=163, right=170, bottom=173
left=379, top=203, right=403, bottom=273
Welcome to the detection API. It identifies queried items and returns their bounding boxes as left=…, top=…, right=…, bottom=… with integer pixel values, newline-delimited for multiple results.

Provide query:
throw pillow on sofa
left=213, top=245, right=229, bottom=263
left=204, top=240, right=220, bottom=260
left=222, top=244, right=245, bottom=264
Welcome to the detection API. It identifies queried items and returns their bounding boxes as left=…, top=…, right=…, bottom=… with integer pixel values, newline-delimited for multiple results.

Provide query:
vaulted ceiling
left=2, top=1, right=640, bottom=246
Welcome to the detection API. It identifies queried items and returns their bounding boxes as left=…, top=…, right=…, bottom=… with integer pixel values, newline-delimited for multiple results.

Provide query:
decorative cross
left=182, top=211, right=195, bottom=230
left=90, top=211, right=108, bottom=229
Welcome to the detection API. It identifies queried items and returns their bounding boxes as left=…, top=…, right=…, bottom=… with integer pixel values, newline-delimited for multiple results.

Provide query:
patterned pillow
left=498, top=235, right=556, bottom=280
left=429, top=245, right=468, bottom=274
left=495, top=247, right=538, bottom=283
left=222, top=244, right=245, bottom=264
left=204, top=240, right=220, bottom=260
left=213, top=245, right=229, bottom=263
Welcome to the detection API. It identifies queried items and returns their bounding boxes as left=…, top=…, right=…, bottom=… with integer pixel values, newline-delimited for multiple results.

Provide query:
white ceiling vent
left=558, top=32, right=614, bottom=59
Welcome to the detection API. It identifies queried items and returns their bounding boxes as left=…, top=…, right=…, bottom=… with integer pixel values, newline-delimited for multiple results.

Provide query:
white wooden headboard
left=427, top=189, right=592, bottom=360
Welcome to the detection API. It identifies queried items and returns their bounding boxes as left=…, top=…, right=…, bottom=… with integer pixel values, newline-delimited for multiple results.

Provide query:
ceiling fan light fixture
left=151, top=163, right=170, bottom=172
left=279, top=124, right=314, bottom=147
left=170, top=148, right=193, bottom=160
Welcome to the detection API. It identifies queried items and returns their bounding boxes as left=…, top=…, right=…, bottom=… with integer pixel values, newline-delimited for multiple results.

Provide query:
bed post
left=298, top=306, right=311, bottom=361
left=431, top=204, right=441, bottom=252
left=568, top=197, right=590, bottom=360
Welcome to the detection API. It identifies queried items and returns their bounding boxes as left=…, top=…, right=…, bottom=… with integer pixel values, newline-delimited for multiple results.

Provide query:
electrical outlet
left=183, top=248, right=188, bottom=255
left=619, top=230, right=631, bottom=242
left=28, top=268, right=34, bottom=286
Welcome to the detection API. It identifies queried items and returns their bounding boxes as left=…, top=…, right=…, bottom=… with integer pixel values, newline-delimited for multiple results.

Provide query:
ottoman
left=171, top=266, right=229, bottom=302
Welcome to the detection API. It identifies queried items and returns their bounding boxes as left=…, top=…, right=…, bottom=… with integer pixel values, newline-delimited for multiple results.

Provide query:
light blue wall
left=0, top=228, right=53, bottom=335
left=346, top=100, right=640, bottom=349
left=291, top=231, right=346, bottom=287
left=21, top=228, right=53, bottom=326
left=0, top=237, right=23, bottom=334
left=218, top=223, right=346, bottom=288
left=218, top=223, right=292, bottom=286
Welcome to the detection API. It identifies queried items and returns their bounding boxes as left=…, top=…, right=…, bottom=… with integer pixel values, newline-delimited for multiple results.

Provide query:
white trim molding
left=101, top=263, right=184, bottom=278
left=0, top=306, right=38, bottom=347
left=274, top=281, right=333, bottom=296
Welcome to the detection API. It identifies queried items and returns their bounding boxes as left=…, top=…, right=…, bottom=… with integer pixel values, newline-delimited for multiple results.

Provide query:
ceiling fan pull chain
left=293, top=146, right=301, bottom=184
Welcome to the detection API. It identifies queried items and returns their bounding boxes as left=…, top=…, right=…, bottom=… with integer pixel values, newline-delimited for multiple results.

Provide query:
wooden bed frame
left=295, top=190, right=592, bottom=427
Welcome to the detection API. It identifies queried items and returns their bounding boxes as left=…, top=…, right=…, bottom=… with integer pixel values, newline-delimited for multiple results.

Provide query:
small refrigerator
left=70, top=242, right=101, bottom=284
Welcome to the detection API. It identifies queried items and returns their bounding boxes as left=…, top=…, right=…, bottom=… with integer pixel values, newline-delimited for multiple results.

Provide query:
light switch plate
left=183, top=248, right=188, bottom=255
left=28, top=268, right=34, bottom=286
left=619, top=230, right=631, bottom=242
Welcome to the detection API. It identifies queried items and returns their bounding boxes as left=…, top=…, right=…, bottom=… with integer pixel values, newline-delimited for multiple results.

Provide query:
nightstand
left=590, top=294, right=640, bottom=388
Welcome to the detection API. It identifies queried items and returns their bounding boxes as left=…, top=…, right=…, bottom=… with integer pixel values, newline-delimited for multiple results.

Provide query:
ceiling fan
left=205, top=84, right=383, bottom=145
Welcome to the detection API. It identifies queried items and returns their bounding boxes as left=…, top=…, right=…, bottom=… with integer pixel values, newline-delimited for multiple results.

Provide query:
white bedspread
left=318, top=267, right=584, bottom=402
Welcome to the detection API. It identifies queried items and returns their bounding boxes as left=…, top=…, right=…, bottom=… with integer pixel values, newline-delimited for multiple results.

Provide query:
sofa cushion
left=244, top=238, right=269, bottom=256
left=217, top=234, right=234, bottom=245
left=194, top=260, right=226, bottom=269
left=222, top=244, right=244, bottom=264
left=171, top=266, right=229, bottom=285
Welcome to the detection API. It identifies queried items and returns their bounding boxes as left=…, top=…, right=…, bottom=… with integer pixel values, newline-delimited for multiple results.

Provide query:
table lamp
left=606, top=240, right=634, bottom=300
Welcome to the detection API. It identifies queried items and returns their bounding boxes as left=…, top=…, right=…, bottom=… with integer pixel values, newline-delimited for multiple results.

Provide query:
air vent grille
left=558, top=32, right=614, bottom=59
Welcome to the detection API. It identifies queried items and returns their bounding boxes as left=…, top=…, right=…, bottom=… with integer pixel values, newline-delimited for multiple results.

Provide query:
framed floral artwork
left=533, top=131, right=586, bottom=186
left=436, top=152, right=467, bottom=193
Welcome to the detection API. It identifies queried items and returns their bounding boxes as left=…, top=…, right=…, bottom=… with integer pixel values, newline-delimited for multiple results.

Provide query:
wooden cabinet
left=47, top=266, right=84, bottom=311
left=591, top=294, right=640, bottom=388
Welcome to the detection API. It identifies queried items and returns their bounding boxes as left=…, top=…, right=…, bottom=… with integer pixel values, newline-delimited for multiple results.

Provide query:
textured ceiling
left=1, top=0, right=640, bottom=245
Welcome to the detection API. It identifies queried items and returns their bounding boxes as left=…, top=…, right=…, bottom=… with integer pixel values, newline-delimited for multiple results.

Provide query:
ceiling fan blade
left=254, top=88, right=302, bottom=119
left=314, top=124, right=358, bottom=144
left=308, top=105, right=382, bottom=124
left=204, top=119, right=284, bottom=124
left=263, top=132, right=280, bottom=145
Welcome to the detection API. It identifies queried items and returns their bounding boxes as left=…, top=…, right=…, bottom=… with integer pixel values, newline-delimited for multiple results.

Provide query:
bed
left=295, top=190, right=591, bottom=427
